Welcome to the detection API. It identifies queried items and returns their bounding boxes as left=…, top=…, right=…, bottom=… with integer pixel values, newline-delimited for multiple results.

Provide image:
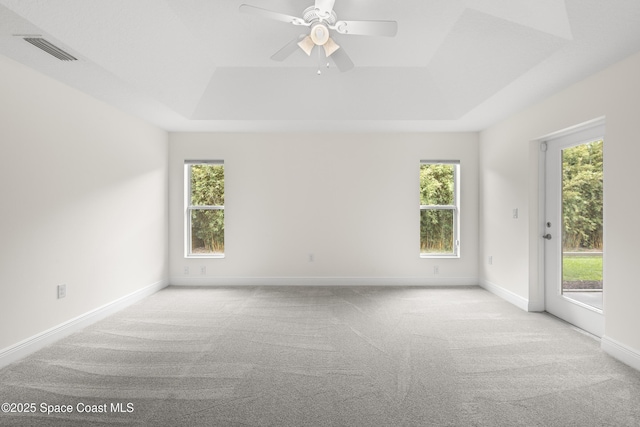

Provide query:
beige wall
left=0, top=54, right=169, bottom=350
left=479, top=51, right=640, bottom=357
left=169, top=133, right=479, bottom=285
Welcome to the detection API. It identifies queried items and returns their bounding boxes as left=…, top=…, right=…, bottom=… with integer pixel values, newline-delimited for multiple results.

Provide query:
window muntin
left=185, top=161, right=224, bottom=257
left=420, top=161, right=459, bottom=257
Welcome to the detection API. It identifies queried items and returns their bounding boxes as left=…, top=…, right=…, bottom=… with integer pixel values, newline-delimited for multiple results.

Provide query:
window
left=419, top=161, right=459, bottom=257
left=185, top=161, right=224, bottom=257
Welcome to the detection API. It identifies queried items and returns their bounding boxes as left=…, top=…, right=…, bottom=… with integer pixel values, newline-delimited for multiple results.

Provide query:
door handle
left=542, top=234, right=552, bottom=240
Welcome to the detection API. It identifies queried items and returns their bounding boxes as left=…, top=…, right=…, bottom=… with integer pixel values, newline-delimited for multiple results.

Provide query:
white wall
left=0, top=54, right=169, bottom=351
left=169, top=133, right=478, bottom=285
left=479, top=50, right=640, bottom=359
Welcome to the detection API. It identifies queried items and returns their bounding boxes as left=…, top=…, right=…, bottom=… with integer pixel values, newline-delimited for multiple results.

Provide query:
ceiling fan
left=239, top=0, right=398, bottom=72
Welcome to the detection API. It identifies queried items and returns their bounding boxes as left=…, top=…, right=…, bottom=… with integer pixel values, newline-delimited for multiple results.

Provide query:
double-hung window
left=419, top=161, right=460, bottom=257
left=185, top=160, right=224, bottom=257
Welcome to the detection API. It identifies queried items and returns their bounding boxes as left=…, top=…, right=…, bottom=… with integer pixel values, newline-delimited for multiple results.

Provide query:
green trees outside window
left=420, top=162, right=459, bottom=256
left=562, top=140, right=603, bottom=251
left=187, top=163, right=224, bottom=255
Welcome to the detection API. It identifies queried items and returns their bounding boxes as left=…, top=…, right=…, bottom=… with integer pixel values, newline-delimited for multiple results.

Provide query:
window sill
left=420, top=254, right=459, bottom=259
left=186, top=254, right=225, bottom=259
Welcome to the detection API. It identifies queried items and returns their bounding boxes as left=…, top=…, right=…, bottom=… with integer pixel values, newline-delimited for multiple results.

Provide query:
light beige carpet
left=1, top=286, right=639, bottom=426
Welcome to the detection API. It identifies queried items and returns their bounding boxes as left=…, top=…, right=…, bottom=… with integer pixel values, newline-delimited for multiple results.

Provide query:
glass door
left=560, top=141, right=603, bottom=310
left=544, top=124, right=604, bottom=337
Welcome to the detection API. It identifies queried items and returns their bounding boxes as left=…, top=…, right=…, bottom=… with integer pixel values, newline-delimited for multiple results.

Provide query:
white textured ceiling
left=1, top=0, right=640, bottom=132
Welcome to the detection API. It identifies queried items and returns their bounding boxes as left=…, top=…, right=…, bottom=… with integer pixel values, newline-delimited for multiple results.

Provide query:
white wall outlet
left=183, top=266, right=189, bottom=275
left=488, top=255, right=493, bottom=265
left=513, top=208, right=519, bottom=219
left=57, top=284, right=66, bottom=299
left=200, top=266, right=206, bottom=275
left=309, top=253, right=314, bottom=262
left=434, top=265, right=439, bottom=274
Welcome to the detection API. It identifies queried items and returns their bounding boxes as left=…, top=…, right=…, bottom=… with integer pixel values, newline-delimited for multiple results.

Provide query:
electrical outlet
left=200, top=266, right=206, bottom=275
left=309, top=253, right=314, bottom=262
left=488, top=255, right=493, bottom=265
left=57, top=284, right=66, bottom=299
left=513, top=208, right=519, bottom=219
left=183, top=266, right=189, bottom=275
left=434, top=265, right=439, bottom=275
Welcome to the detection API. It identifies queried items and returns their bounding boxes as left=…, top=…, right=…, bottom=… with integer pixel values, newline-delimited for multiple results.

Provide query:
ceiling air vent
left=23, top=37, right=77, bottom=61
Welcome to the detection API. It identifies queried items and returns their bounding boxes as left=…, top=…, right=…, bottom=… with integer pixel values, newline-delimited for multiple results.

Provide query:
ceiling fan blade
left=314, top=0, right=335, bottom=16
left=332, top=20, right=398, bottom=37
left=271, top=35, right=306, bottom=61
left=239, top=4, right=308, bottom=26
left=330, top=46, right=354, bottom=72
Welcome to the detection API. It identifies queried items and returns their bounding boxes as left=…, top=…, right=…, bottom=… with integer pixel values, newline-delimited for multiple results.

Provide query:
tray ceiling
left=1, top=0, right=640, bottom=132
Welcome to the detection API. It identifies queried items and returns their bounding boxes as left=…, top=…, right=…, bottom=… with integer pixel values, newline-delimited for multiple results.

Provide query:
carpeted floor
left=1, top=286, right=639, bottom=426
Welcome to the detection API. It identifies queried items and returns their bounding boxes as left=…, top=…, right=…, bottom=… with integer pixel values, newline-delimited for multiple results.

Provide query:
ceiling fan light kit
left=311, top=24, right=330, bottom=46
left=239, top=0, right=398, bottom=72
left=322, top=37, right=340, bottom=57
left=297, top=36, right=315, bottom=56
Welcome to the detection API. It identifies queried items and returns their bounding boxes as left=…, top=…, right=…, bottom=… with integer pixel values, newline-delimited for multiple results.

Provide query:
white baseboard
left=601, top=336, right=640, bottom=372
left=479, top=279, right=530, bottom=312
left=0, top=279, right=169, bottom=369
left=527, top=297, right=545, bottom=312
left=170, top=276, right=478, bottom=287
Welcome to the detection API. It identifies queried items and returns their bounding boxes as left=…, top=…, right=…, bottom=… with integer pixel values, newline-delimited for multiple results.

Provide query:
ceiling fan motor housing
left=302, top=5, right=337, bottom=26
left=298, top=5, right=339, bottom=56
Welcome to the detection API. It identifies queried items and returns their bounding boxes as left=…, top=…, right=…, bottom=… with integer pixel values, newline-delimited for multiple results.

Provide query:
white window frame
left=185, top=160, right=224, bottom=258
left=420, top=160, right=460, bottom=258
